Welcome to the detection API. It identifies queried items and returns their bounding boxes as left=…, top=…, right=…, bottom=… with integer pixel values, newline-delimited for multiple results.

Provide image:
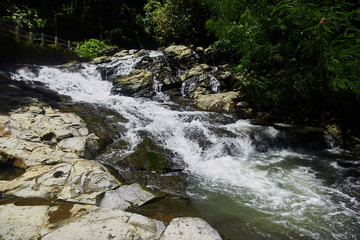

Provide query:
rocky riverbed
left=0, top=73, right=222, bottom=239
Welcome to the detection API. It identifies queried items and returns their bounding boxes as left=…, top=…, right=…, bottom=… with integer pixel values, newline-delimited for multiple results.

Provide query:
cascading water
left=10, top=52, right=360, bottom=240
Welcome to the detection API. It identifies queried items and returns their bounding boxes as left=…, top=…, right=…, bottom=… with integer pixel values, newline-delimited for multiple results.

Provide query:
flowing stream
left=10, top=53, right=360, bottom=240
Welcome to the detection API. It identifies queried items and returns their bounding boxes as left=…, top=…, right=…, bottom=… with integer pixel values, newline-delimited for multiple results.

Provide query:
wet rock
left=42, top=202, right=98, bottom=236
left=0, top=204, right=49, bottom=240
left=42, top=209, right=166, bottom=240
left=179, top=64, right=212, bottom=82
left=59, top=102, right=128, bottom=151
left=121, top=150, right=172, bottom=173
left=91, top=56, right=112, bottom=64
left=132, top=197, right=199, bottom=223
left=99, top=183, right=158, bottom=210
left=112, top=69, right=154, bottom=97
left=57, top=159, right=121, bottom=205
left=119, top=170, right=187, bottom=198
left=160, top=217, right=222, bottom=240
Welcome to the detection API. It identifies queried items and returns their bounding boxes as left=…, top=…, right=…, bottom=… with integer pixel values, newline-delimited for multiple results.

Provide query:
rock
left=41, top=202, right=98, bottom=236
left=42, top=209, right=166, bottom=240
left=0, top=204, right=49, bottom=240
left=58, top=102, right=128, bottom=151
left=91, top=56, right=111, bottom=64
left=99, top=183, right=157, bottom=210
left=133, top=197, right=199, bottom=223
left=121, top=150, right=171, bottom=173
left=57, top=134, right=99, bottom=159
left=179, top=64, right=212, bottom=82
left=114, top=49, right=130, bottom=57
left=112, top=69, right=153, bottom=97
left=164, top=45, right=193, bottom=59
left=194, top=91, right=240, bottom=113
left=0, top=163, right=71, bottom=198
left=57, top=159, right=121, bottom=205
left=160, top=217, right=222, bottom=240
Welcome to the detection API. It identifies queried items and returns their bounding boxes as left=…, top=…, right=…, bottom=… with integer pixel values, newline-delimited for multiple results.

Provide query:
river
left=10, top=51, right=360, bottom=240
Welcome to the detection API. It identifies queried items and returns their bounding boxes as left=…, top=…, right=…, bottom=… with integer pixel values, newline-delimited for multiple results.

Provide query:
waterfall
left=9, top=51, right=360, bottom=240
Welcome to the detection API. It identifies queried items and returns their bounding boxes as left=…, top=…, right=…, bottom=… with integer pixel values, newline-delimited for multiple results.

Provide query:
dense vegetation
left=1, top=0, right=359, bottom=130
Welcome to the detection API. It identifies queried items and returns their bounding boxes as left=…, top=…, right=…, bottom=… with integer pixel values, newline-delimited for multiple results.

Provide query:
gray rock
left=58, top=134, right=99, bottom=159
left=99, top=183, right=157, bottom=210
left=0, top=163, right=71, bottom=198
left=57, top=159, right=121, bottom=205
left=160, top=217, right=222, bottom=240
left=42, top=209, right=166, bottom=240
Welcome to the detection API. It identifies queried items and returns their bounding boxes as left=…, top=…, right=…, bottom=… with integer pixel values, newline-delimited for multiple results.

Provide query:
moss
left=122, top=150, right=170, bottom=173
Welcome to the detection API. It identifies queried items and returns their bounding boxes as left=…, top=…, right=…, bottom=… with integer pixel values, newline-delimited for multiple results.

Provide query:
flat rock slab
left=42, top=209, right=166, bottom=240
left=0, top=204, right=49, bottom=240
left=99, top=183, right=157, bottom=210
left=160, top=217, right=222, bottom=240
left=0, top=163, right=71, bottom=198
left=58, top=159, right=121, bottom=205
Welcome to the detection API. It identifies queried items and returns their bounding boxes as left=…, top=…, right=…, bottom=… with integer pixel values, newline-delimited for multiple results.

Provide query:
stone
left=194, top=91, right=240, bottom=113
left=179, top=64, right=211, bottom=82
left=99, top=183, right=157, bottom=210
left=121, top=150, right=171, bottom=173
left=0, top=163, right=71, bottom=198
left=59, top=112, right=84, bottom=126
left=57, top=134, right=99, bottom=159
left=91, top=56, right=111, bottom=64
left=57, top=159, right=121, bottom=205
left=41, top=203, right=99, bottom=236
left=112, top=69, right=153, bottom=97
left=0, top=204, right=49, bottom=240
left=160, top=217, right=222, bottom=240
left=164, top=45, right=193, bottom=59
left=42, top=209, right=166, bottom=240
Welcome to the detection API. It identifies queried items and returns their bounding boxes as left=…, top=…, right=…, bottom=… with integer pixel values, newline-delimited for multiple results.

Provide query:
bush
left=74, top=39, right=117, bottom=60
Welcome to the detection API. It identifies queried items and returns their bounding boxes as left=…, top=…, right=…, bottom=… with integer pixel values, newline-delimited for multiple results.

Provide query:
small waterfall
left=152, top=76, right=170, bottom=102
left=9, top=51, right=360, bottom=240
left=209, top=74, right=220, bottom=93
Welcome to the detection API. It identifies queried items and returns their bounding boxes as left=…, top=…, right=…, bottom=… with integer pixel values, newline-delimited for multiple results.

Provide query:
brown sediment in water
left=48, top=202, right=75, bottom=224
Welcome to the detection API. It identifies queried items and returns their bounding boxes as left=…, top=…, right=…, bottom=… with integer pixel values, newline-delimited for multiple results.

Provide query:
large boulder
left=57, top=159, right=121, bottom=205
left=112, top=69, right=154, bottom=97
left=193, top=91, right=241, bottom=113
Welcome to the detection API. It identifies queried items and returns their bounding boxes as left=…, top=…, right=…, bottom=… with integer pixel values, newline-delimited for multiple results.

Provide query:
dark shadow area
left=0, top=71, right=62, bottom=114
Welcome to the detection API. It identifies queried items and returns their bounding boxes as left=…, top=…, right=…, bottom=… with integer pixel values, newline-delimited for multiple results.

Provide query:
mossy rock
left=129, top=197, right=199, bottom=223
left=121, top=150, right=170, bottom=173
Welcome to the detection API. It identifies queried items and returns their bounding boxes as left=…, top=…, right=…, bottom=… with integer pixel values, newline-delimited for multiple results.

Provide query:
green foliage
left=2, top=5, right=46, bottom=30
left=201, top=0, right=360, bottom=121
left=144, top=0, right=192, bottom=45
left=144, top=0, right=212, bottom=45
left=74, top=39, right=117, bottom=60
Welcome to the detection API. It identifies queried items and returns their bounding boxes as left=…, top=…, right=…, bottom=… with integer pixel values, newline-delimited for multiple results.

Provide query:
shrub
left=74, top=39, right=117, bottom=60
